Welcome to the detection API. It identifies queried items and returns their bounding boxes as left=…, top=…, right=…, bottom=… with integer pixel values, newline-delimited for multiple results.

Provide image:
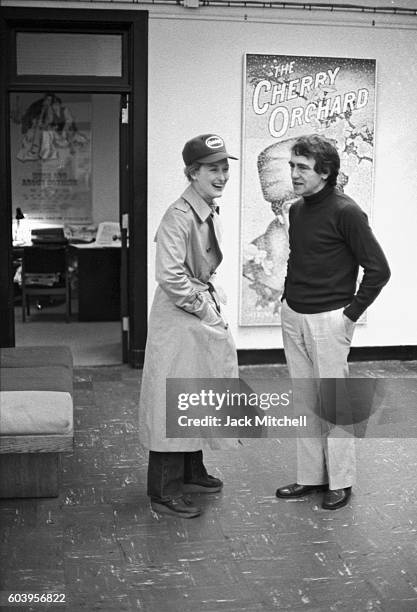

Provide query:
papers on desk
left=66, top=222, right=121, bottom=248
left=95, top=222, right=121, bottom=246
left=65, top=224, right=97, bottom=244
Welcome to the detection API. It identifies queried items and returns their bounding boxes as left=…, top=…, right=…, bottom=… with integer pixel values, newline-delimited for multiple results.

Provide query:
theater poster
left=10, top=92, right=92, bottom=224
left=240, top=54, right=376, bottom=326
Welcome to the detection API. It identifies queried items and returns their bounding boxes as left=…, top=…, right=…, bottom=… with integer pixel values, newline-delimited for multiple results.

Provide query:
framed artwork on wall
left=10, top=92, right=92, bottom=225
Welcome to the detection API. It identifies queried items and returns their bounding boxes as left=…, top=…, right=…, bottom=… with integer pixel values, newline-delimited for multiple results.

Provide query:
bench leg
left=0, top=453, right=60, bottom=498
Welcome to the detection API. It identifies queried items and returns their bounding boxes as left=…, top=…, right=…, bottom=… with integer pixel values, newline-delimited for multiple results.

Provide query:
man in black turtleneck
left=275, top=134, right=390, bottom=510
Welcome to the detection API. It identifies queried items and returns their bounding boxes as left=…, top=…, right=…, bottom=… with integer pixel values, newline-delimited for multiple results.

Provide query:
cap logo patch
left=205, top=136, right=224, bottom=149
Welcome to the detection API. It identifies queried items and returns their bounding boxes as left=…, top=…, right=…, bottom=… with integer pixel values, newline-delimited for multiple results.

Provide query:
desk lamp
left=14, top=207, right=25, bottom=244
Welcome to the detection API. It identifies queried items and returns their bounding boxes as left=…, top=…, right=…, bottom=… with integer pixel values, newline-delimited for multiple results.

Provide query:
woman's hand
left=201, top=305, right=228, bottom=330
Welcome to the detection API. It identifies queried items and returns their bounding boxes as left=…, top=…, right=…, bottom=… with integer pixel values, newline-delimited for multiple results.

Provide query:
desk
left=69, top=245, right=121, bottom=321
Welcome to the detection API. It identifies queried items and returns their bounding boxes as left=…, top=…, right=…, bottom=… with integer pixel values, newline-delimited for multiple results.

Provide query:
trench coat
left=138, top=184, right=239, bottom=452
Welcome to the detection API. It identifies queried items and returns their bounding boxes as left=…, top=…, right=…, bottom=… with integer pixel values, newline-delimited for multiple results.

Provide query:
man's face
left=289, top=152, right=328, bottom=197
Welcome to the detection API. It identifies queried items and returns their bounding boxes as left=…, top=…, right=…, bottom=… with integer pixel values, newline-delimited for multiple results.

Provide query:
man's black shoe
left=151, top=496, right=202, bottom=518
left=276, top=482, right=328, bottom=498
left=183, top=475, right=223, bottom=494
left=322, top=487, right=352, bottom=510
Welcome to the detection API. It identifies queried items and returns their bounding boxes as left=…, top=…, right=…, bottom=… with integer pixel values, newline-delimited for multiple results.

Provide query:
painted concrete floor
left=14, top=303, right=122, bottom=367
left=0, top=361, right=416, bottom=611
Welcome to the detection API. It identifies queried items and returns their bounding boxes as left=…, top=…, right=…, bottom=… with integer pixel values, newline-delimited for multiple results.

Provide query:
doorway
left=10, top=92, right=123, bottom=366
left=0, top=8, right=148, bottom=367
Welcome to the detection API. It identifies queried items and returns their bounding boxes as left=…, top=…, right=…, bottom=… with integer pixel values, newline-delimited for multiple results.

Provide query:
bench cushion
left=0, top=391, right=73, bottom=435
left=0, top=346, right=74, bottom=439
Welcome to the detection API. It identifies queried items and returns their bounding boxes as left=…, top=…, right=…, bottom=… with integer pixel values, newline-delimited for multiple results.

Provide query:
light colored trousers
left=281, top=300, right=356, bottom=490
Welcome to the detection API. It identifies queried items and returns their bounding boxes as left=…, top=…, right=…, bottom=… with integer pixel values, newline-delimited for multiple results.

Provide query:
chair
left=21, top=245, right=71, bottom=322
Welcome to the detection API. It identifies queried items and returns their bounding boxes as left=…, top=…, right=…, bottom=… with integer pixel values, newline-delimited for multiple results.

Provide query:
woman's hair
left=184, top=161, right=202, bottom=182
left=291, top=135, right=340, bottom=187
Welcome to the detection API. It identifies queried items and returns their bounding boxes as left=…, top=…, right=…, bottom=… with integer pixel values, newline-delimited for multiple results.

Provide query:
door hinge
left=122, top=317, right=129, bottom=332
left=121, top=95, right=129, bottom=124
left=121, top=213, right=129, bottom=243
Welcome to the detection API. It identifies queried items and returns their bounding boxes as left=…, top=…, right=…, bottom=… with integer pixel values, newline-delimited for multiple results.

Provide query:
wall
left=13, top=26, right=121, bottom=224
left=147, top=7, right=417, bottom=349
left=91, top=94, right=119, bottom=225
left=11, top=29, right=120, bottom=226
left=3, top=1, right=416, bottom=349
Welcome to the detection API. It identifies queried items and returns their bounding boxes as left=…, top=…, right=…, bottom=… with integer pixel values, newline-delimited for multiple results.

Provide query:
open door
left=0, top=8, right=148, bottom=367
left=9, top=91, right=125, bottom=365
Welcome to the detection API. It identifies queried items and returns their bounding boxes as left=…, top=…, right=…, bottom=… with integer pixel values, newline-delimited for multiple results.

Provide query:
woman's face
left=191, top=159, right=230, bottom=203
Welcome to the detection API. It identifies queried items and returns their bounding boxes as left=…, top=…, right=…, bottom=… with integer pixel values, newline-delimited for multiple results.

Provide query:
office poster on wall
left=240, top=54, right=376, bottom=326
left=10, top=92, right=92, bottom=224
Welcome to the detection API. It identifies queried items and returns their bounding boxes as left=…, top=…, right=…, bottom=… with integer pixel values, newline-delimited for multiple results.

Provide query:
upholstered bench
left=0, top=346, right=74, bottom=498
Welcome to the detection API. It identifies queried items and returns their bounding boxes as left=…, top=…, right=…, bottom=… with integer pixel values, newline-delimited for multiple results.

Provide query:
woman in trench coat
left=138, top=134, right=239, bottom=518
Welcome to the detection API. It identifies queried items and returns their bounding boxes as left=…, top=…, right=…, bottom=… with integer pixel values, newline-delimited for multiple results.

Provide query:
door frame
left=0, top=7, right=148, bottom=367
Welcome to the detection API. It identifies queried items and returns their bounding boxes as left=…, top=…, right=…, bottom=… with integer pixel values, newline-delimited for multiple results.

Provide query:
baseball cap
left=182, top=134, right=238, bottom=165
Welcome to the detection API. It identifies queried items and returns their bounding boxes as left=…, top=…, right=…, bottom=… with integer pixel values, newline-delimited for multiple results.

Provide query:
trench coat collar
left=181, top=184, right=217, bottom=223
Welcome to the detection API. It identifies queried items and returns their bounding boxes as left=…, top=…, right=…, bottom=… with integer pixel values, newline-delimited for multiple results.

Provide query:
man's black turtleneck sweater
left=283, top=183, right=390, bottom=322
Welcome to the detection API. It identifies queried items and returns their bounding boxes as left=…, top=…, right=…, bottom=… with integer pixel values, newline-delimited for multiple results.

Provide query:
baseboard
left=238, top=349, right=287, bottom=365
left=349, top=345, right=417, bottom=361
left=237, top=346, right=417, bottom=365
left=132, top=346, right=417, bottom=369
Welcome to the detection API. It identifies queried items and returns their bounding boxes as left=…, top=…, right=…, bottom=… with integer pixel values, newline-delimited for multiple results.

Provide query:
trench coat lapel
left=210, top=208, right=223, bottom=247
left=181, top=185, right=223, bottom=255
